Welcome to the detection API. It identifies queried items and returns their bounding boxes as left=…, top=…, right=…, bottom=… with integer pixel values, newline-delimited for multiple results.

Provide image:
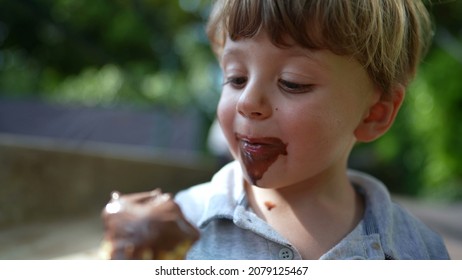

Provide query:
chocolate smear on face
left=264, top=201, right=276, bottom=211
left=238, top=135, right=288, bottom=185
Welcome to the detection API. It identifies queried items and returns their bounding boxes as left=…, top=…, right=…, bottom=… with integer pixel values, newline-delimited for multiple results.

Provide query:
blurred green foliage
left=0, top=0, right=461, bottom=201
left=365, top=44, right=462, bottom=201
left=0, top=0, right=220, bottom=113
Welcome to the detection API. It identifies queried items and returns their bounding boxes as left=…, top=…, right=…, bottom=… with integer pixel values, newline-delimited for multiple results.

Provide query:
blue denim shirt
left=175, top=161, right=450, bottom=260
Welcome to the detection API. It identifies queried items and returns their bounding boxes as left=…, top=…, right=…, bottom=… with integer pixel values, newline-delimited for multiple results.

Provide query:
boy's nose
left=236, top=83, right=272, bottom=120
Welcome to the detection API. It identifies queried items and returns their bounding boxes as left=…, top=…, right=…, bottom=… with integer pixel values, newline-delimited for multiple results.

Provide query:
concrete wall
left=0, top=133, right=218, bottom=228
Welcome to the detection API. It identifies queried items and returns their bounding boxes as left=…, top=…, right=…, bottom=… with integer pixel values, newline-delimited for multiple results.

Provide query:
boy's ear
left=354, top=84, right=405, bottom=142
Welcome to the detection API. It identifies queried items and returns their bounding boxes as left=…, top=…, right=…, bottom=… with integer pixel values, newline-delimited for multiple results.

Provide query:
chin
left=244, top=175, right=281, bottom=189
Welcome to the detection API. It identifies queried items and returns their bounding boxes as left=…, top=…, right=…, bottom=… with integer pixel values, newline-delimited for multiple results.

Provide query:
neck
left=245, top=168, right=364, bottom=259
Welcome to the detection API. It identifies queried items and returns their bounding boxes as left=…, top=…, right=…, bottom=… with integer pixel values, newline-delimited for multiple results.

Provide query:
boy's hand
left=100, top=189, right=199, bottom=259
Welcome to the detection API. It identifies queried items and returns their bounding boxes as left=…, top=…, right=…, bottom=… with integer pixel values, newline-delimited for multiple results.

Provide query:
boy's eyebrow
left=221, top=48, right=244, bottom=62
left=221, top=46, right=320, bottom=62
left=221, top=44, right=329, bottom=73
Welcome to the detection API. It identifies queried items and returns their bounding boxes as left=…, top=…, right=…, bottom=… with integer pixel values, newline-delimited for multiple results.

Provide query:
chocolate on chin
left=100, top=189, right=199, bottom=260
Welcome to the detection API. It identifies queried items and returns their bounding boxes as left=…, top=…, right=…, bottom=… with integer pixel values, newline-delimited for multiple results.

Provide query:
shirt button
left=278, top=248, right=294, bottom=260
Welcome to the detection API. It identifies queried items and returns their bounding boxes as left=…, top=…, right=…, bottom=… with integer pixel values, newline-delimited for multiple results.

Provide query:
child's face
left=217, top=32, right=379, bottom=189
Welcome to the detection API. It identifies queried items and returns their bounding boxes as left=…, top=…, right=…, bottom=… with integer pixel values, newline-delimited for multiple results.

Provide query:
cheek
left=288, top=114, right=327, bottom=148
left=216, top=95, right=238, bottom=154
left=285, top=110, right=351, bottom=158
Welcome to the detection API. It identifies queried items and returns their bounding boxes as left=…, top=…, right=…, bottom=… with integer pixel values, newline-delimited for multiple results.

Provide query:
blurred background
left=0, top=0, right=461, bottom=259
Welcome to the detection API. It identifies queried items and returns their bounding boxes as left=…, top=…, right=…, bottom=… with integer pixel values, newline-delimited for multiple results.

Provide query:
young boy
left=101, top=0, right=450, bottom=260
left=174, top=0, right=450, bottom=259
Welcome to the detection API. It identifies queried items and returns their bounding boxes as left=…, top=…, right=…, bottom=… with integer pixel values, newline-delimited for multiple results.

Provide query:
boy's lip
left=235, top=133, right=287, bottom=156
left=236, top=134, right=283, bottom=145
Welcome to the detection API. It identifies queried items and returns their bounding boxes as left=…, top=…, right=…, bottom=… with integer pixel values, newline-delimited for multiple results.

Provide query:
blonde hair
left=207, top=0, right=433, bottom=95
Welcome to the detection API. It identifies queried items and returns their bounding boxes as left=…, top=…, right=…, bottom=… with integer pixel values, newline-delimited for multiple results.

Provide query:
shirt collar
left=196, top=163, right=390, bottom=259
left=197, top=161, right=245, bottom=228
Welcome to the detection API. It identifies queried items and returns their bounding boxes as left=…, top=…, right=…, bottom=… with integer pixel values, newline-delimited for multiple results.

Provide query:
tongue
left=239, top=137, right=287, bottom=185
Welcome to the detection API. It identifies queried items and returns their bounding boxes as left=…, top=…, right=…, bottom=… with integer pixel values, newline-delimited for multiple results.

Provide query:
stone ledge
left=0, top=133, right=218, bottom=228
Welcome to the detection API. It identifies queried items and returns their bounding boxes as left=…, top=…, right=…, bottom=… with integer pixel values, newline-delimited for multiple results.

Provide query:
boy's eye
left=279, top=79, right=314, bottom=94
left=223, top=76, right=247, bottom=89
